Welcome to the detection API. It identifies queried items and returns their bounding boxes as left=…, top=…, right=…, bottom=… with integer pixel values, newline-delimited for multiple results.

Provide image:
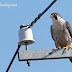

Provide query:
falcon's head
left=50, top=12, right=62, bottom=21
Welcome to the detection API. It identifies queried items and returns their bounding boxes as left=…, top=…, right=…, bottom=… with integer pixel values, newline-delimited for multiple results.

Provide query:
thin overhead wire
left=6, top=45, right=21, bottom=72
left=20, top=0, right=57, bottom=28
left=28, top=0, right=57, bottom=28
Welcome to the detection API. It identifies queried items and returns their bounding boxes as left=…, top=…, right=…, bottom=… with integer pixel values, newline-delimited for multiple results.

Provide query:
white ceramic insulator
left=18, top=26, right=35, bottom=45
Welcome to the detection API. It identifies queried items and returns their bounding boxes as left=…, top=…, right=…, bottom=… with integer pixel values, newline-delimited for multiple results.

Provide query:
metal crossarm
left=18, top=49, right=72, bottom=62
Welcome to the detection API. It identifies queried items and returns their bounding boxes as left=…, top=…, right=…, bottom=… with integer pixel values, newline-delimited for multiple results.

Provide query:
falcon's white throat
left=52, top=15, right=66, bottom=26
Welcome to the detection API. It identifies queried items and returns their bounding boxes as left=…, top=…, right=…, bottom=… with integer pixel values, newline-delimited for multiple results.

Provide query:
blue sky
left=0, top=0, right=72, bottom=72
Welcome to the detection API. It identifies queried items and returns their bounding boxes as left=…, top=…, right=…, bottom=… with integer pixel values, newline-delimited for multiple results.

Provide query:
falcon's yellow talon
left=63, top=45, right=72, bottom=52
left=54, top=46, right=59, bottom=49
left=54, top=48, right=58, bottom=49
left=68, top=46, right=72, bottom=48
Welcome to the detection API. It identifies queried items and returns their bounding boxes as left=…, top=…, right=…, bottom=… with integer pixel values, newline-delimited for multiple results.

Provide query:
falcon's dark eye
left=54, top=14, right=56, bottom=16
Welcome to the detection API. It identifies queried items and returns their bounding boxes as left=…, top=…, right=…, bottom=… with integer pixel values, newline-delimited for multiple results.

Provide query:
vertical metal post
left=25, top=42, right=30, bottom=66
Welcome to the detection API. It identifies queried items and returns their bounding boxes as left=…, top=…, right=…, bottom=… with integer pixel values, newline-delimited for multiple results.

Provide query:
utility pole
left=6, top=0, right=57, bottom=72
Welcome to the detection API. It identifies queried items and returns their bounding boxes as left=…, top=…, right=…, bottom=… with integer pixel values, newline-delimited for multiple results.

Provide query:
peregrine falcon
left=50, top=12, right=72, bottom=51
left=50, top=12, right=72, bottom=62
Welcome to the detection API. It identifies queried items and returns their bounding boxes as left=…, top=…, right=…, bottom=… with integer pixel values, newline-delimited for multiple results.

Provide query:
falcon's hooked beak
left=51, top=13, right=57, bottom=20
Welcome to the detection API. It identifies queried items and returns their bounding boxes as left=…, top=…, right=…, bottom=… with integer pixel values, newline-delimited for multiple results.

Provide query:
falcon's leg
left=63, top=45, right=72, bottom=52
left=54, top=46, right=59, bottom=49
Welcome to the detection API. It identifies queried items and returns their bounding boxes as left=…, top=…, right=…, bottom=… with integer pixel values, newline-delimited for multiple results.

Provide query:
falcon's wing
left=65, top=21, right=72, bottom=38
left=65, top=22, right=72, bottom=62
